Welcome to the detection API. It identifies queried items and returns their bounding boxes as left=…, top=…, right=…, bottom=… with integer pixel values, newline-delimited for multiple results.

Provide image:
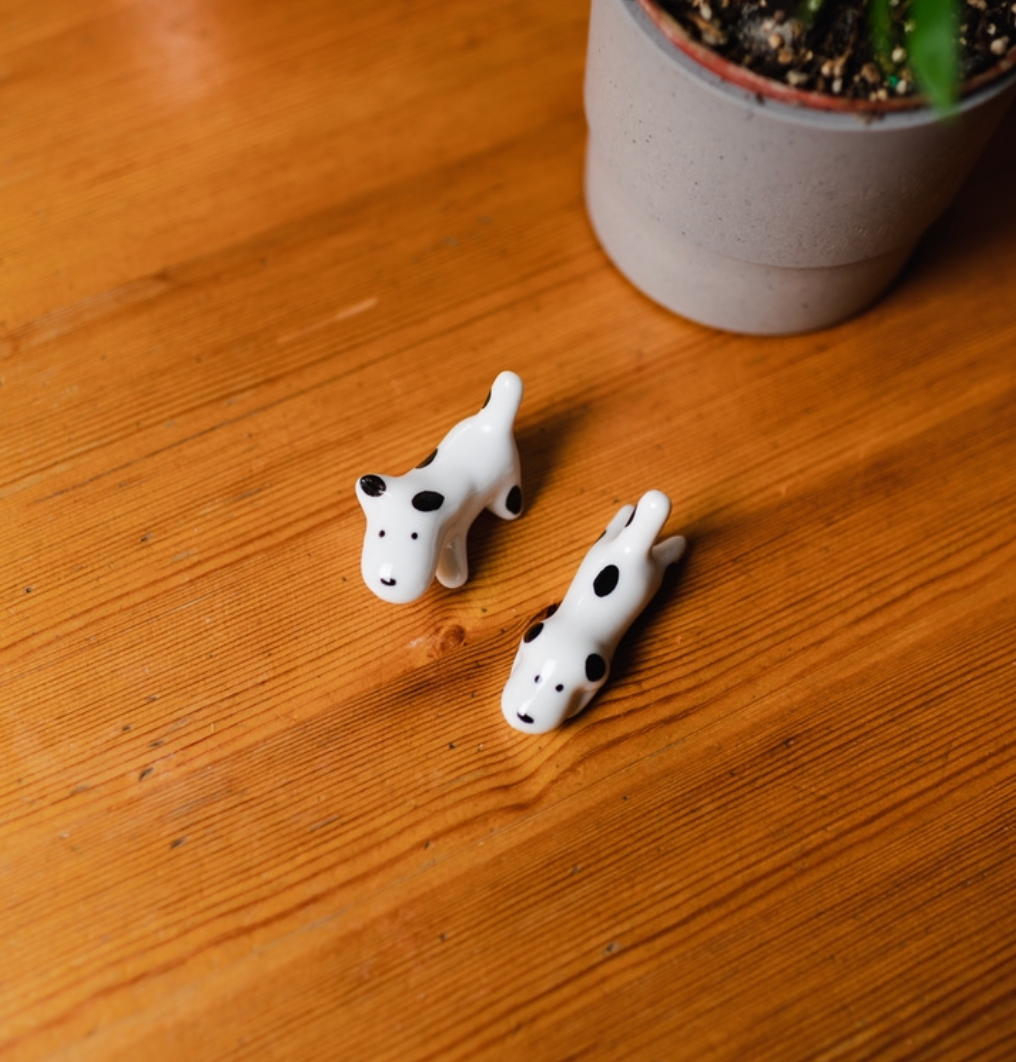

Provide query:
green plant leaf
left=869, top=0, right=894, bottom=74
left=909, top=0, right=960, bottom=112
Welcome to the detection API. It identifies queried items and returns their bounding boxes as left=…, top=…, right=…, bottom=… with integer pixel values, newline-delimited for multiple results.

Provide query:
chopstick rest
left=501, top=490, right=685, bottom=733
left=356, top=371, right=524, bottom=604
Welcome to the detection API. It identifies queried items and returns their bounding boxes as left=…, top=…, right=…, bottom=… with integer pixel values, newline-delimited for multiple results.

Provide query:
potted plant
left=583, top=0, right=1016, bottom=333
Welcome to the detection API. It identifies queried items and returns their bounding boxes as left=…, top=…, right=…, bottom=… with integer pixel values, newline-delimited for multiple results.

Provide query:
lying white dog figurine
left=501, top=490, right=685, bottom=733
left=356, top=371, right=524, bottom=604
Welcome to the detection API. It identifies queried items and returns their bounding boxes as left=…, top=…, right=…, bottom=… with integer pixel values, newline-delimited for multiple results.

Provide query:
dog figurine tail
left=628, top=490, right=686, bottom=569
left=480, top=370, right=524, bottom=427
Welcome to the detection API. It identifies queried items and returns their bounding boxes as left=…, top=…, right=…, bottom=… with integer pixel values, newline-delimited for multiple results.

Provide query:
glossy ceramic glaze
left=502, top=490, right=686, bottom=733
left=356, top=371, right=524, bottom=603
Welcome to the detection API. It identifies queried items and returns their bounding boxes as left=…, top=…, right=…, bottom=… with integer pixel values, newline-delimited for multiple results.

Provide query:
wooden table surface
left=3, top=1, right=1015, bottom=1059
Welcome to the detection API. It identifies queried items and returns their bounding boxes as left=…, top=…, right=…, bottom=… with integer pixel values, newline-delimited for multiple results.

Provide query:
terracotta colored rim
left=636, top=0, right=1016, bottom=113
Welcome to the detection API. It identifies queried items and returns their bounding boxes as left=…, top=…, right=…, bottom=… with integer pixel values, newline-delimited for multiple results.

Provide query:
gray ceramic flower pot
left=584, top=0, right=1016, bottom=334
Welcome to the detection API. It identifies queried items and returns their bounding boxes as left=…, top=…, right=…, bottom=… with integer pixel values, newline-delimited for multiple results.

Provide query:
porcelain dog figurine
left=501, top=490, right=685, bottom=733
left=356, top=371, right=524, bottom=603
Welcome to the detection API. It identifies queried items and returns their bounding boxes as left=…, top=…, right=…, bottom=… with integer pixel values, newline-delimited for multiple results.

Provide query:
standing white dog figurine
left=501, top=490, right=685, bottom=733
left=356, top=371, right=524, bottom=604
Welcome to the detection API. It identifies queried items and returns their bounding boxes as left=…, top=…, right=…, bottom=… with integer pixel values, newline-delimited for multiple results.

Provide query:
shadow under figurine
left=356, top=371, right=524, bottom=604
left=501, top=490, right=685, bottom=734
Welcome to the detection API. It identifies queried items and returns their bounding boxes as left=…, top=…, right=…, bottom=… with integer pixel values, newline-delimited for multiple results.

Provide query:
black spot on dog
left=625, top=506, right=636, bottom=527
left=412, top=490, right=445, bottom=512
left=517, top=712, right=534, bottom=724
left=523, top=622, right=543, bottom=643
left=545, top=603, right=559, bottom=618
left=381, top=577, right=396, bottom=587
left=593, top=564, right=619, bottom=597
left=360, top=474, right=386, bottom=497
left=586, top=653, right=607, bottom=682
left=505, top=484, right=522, bottom=515
left=555, top=684, right=564, bottom=692
left=417, top=449, right=438, bottom=468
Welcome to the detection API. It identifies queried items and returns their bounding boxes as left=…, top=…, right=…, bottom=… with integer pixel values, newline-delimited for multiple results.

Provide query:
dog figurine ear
left=358, top=474, right=387, bottom=498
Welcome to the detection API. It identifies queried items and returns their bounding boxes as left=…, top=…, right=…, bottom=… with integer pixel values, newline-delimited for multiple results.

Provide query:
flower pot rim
left=636, top=0, right=1016, bottom=114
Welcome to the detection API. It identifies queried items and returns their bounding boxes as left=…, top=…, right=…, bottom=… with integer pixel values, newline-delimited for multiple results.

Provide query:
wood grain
left=2, top=1, right=1015, bottom=1059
